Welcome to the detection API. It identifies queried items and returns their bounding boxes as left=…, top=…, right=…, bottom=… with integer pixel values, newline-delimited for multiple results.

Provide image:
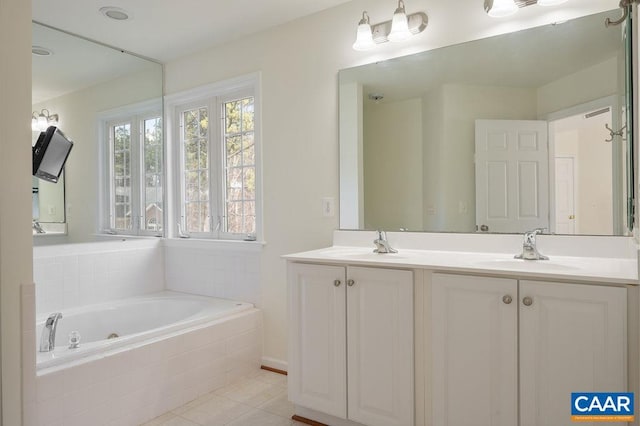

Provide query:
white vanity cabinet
left=432, top=273, right=627, bottom=426
left=288, top=262, right=414, bottom=426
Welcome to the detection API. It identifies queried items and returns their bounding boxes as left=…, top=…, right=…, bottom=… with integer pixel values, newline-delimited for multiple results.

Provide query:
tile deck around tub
left=142, top=369, right=306, bottom=426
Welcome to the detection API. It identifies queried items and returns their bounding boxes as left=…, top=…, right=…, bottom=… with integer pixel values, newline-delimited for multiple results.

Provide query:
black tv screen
left=32, top=126, right=73, bottom=183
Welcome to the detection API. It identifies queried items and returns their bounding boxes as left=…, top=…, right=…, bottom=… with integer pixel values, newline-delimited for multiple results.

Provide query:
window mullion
left=134, top=115, right=143, bottom=234
left=211, top=97, right=221, bottom=239
left=108, top=125, right=116, bottom=230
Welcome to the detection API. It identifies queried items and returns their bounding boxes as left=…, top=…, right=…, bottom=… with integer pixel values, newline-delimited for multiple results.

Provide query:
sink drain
left=107, top=333, right=119, bottom=339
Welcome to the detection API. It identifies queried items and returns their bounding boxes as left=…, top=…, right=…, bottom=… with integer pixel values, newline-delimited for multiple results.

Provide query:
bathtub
left=36, top=291, right=254, bottom=370
left=33, top=291, right=262, bottom=426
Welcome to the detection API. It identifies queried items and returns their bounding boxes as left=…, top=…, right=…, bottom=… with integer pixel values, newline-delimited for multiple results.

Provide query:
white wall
left=164, top=0, right=618, bottom=366
left=364, top=97, right=423, bottom=230
left=32, top=67, right=161, bottom=244
left=0, top=0, right=32, bottom=423
left=537, top=57, right=618, bottom=116
left=422, top=85, right=444, bottom=230
left=423, top=83, right=538, bottom=232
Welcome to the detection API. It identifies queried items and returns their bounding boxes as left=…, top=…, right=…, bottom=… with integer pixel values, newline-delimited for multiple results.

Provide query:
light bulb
left=388, top=1, right=412, bottom=42
left=537, top=0, right=568, bottom=6
left=37, top=114, right=48, bottom=131
left=352, top=12, right=376, bottom=51
left=486, top=0, right=518, bottom=17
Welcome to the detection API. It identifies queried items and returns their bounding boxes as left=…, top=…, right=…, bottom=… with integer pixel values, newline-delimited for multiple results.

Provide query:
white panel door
left=346, top=267, right=414, bottom=426
left=432, top=273, right=518, bottom=426
left=475, top=119, right=549, bottom=233
left=519, top=281, right=627, bottom=426
left=288, top=263, right=347, bottom=419
left=554, top=157, right=576, bottom=234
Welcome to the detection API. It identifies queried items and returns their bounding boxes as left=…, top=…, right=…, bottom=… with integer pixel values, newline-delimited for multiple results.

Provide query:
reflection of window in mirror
left=99, top=101, right=163, bottom=236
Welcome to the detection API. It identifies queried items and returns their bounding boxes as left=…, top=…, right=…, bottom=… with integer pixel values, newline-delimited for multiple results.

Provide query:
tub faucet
left=373, top=230, right=397, bottom=254
left=39, top=312, right=63, bottom=352
left=515, top=228, right=549, bottom=260
left=32, top=220, right=45, bottom=234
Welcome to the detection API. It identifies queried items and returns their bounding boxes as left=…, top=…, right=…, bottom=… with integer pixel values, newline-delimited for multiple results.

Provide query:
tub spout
left=39, top=312, right=63, bottom=352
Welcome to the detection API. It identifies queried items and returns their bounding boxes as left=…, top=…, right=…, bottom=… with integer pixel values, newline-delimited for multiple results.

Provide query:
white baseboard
left=261, top=356, right=288, bottom=373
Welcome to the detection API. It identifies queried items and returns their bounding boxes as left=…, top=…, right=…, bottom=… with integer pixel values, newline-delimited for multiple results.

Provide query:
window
left=170, top=76, right=260, bottom=240
left=100, top=102, right=163, bottom=236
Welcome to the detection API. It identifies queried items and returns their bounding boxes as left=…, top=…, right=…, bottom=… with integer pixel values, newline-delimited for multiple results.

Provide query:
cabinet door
left=288, top=263, right=347, bottom=418
left=347, top=266, right=414, bottom=426
left=432, top=273, right=518, bottom=426
left=519, top=281, right=627, bottom=426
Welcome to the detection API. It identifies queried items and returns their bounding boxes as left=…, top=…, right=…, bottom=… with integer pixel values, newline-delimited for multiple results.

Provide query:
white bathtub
left=36, top=291, right=254, bottom=370
left=34, top=291, right=262, bottom=426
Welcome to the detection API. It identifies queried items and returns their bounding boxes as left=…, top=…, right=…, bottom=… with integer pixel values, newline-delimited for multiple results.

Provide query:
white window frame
left=98, top=99, right=163, bottom=236
left=165, top=73, right=262, bottom=241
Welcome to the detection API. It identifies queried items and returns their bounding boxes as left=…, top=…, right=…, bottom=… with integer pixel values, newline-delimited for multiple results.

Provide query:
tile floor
left=142, top=369, right=307, bottom=426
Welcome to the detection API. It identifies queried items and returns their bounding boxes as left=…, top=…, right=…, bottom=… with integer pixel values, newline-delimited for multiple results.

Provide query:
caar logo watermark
left=571, top=393, right=634, bottom=422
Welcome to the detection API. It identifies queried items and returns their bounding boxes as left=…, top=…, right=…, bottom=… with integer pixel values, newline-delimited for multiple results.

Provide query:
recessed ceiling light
left=32, top=46, right=53, bottom=56
left=99, top=6, right=131, bottom=21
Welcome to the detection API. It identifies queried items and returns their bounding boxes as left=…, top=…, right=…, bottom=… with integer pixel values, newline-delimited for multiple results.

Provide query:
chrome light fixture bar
left=484, top=0, right=568, bottom=18
left=353, top=0, right=428, bottom=51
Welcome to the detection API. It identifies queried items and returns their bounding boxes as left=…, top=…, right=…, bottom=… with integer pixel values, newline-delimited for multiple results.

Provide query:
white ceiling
left=31, top=0, right=352, bottom=62
left=32, top=23, right=157, bottom=104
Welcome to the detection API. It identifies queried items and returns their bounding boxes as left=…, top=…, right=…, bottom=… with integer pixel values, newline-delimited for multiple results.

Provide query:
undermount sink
left=473, top=258, right=578, bottom=271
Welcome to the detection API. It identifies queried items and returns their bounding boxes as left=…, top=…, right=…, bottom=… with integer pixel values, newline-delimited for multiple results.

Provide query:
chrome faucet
left=39, top=312, right=63, bottom=352
left=373, top=230, right=397, bottom=254
left=32, top=220, right=45, bottom=234
left=515, top=228, right=548, bottom=260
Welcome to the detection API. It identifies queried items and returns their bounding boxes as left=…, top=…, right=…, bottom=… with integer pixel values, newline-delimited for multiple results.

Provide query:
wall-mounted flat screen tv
left=32, top=126, right=73, bottom=183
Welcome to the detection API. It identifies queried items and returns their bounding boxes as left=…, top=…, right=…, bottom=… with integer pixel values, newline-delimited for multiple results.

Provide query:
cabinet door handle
left=502, top=295, right=513, bottom=304
left=347, top=279, right=355, bottom=287
left=522, top=296, right=533, bottom=306
left=334, top=280, right=341, bottom=287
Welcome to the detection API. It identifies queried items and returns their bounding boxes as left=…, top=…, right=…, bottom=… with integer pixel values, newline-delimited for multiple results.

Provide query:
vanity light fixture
left=484, top=0, right=518, bottom=18
left=388, top=0, right=412, bottom=42
left=353, top=12, right=376, bottom=51
left=31, top=109, right=59, bottom=132
left=352, top=0, right=428, bottom=51
left=485, top=0, right=569, bottom=18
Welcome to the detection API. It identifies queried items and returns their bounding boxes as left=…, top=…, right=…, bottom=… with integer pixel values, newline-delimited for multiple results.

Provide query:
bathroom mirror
left=32, top=22, right=163, bottom=242
left=339, top=9, right=634, bottom=236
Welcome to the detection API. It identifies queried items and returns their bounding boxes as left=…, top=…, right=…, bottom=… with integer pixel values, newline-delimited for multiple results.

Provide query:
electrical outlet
left=322, top=197, right=335, bottom=217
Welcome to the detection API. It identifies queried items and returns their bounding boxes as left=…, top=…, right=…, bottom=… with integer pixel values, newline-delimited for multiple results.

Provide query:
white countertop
left=284, top=246, right=639, bottom=285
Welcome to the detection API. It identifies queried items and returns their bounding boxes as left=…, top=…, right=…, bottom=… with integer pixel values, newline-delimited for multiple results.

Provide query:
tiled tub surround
left=33, top=239, right=165, bottom=314
left=165, top=239, right=262, bottom=306
left=31, top=238, right=265, bottom=426
left=32, top=304, right=262, bottom=426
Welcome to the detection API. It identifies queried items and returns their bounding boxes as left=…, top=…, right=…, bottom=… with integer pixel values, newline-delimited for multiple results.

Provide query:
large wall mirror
left=32, top=22, right=163, bottom=243
left=339, top=9, right=634, bottom=236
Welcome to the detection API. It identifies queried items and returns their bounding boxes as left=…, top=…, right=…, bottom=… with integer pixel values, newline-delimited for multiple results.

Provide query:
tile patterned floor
left=142, top=369, right=307, bottom=426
